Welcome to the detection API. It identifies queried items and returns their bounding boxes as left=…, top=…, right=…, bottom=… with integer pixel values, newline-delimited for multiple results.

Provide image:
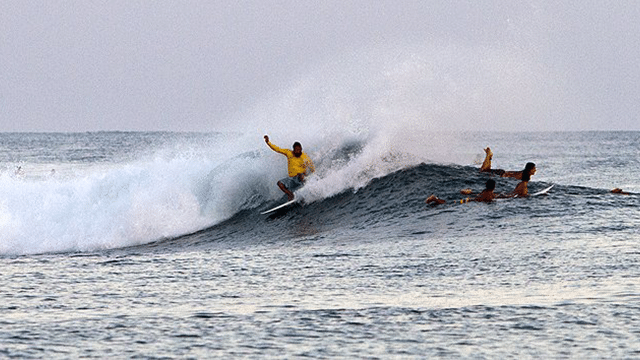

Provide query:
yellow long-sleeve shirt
left=266, top=141, right=315, bottom=177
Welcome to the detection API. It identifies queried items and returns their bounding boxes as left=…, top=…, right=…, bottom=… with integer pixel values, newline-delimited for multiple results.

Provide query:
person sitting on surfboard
left=496, top=164, right=536, bottom=198
left=479, top=147, right=536, bottom=180
left=426, top=179, right=497, bottom=205
left=264, top=135, right=315, bottom=201
left=507, top=170, right=531, bottom=197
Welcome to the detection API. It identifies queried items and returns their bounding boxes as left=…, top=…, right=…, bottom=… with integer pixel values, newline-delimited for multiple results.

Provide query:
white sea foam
left=237, top=43, right=555, bottom=201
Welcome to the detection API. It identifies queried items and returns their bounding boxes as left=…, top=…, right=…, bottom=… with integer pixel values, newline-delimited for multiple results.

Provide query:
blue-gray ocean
left=0, top=131, right=639, bottom=358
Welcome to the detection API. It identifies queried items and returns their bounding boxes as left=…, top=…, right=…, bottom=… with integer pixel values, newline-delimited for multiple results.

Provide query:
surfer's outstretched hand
left=264, top=135, right=269, bottom=143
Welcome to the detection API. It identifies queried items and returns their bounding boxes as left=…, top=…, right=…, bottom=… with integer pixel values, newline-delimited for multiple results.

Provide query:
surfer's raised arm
left=264, top=135, right=288, bottom=156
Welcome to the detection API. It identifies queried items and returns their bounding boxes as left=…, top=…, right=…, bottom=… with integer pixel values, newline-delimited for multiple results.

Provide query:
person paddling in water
left=480, top=147, right=536, bottom=180
left=491, top=162, right=536, bottom=198
left=502, top=162, right=536, bottom=180
left=264, top=135, right=315, bottom=201
left=426, top=179, right=497, bottom=205
left=506, top=168, right=532, bottom=197
left=611, top=188, right=630, bottom=195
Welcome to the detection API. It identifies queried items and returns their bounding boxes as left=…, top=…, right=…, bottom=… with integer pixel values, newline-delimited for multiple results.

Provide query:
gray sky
left=1, top=1, right=639, bottom=132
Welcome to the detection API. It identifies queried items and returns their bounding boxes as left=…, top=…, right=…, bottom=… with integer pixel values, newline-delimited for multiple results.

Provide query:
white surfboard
left=531, top=184, right=554, bottom=196
left=260, top=197, right=297, bottom=214
left=499, top=184, right=555, bottom=200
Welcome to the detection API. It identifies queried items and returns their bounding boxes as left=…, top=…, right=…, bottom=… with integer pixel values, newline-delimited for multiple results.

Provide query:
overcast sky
left=1, top=1, right=639, bottom=132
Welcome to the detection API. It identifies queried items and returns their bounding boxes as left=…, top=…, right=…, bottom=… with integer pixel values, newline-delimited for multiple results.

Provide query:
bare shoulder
left=502, top=171, right=522, bottom=179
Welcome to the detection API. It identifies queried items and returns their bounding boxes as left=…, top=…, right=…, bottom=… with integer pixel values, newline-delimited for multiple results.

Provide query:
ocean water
left=0, top=131, right=639, bottom=358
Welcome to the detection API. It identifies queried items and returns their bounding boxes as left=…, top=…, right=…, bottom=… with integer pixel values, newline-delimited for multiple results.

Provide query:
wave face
left=147, top=162, right=639, bottom=255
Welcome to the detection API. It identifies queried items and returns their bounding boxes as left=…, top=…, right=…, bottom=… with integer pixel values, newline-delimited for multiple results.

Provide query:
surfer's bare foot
left=460, top=188, right=473, bottom=195
left=286, top=192, right=295, bottom=201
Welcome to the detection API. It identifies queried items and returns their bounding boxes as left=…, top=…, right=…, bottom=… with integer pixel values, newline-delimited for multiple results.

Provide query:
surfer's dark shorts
left=279, top=175, right=304, bottom=191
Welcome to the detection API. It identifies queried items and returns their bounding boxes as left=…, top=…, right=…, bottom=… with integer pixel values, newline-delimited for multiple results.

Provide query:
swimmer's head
left=486, top=179, right=496, bottom=191
left=524, top=162, right=536, bottom=176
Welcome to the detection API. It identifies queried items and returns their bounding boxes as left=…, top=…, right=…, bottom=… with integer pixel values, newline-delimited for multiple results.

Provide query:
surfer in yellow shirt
left=264, top=135, right=315, bottom=201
